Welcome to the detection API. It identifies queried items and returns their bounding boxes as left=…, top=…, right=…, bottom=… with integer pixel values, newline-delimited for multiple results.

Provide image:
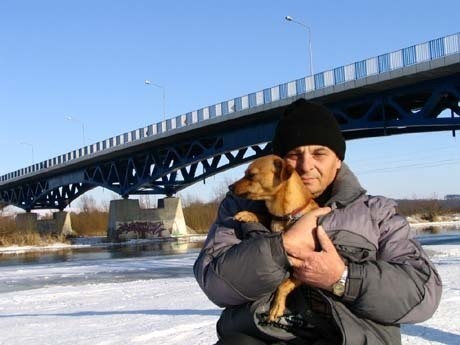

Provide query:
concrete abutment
left=15, top=211, right=74, bottom=236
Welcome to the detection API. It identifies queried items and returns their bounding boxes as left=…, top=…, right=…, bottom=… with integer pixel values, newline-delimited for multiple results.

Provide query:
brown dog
left=230, top=154, right=319, bottom=321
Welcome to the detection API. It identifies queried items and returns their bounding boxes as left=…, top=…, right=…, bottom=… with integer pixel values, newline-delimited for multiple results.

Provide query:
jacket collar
left=319, top=162, right=367, bottom=209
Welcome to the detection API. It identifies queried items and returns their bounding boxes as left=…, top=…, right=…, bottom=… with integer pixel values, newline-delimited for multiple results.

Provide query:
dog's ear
left=273, top=157, right=294, bottom=181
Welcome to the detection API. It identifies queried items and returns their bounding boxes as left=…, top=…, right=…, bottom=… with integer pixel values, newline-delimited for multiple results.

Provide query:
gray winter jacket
left=193, top=163, right=442, bottom=344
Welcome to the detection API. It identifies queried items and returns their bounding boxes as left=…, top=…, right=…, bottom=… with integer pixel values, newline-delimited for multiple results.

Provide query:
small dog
left=230, top=154, right=319, bottom=321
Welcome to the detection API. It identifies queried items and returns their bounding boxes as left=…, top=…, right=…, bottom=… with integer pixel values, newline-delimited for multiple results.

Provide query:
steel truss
left=1, top=74, right=460, bottom=211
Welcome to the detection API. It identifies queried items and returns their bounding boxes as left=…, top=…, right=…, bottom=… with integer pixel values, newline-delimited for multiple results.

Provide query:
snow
left=0, top=244, right=459, bottom=344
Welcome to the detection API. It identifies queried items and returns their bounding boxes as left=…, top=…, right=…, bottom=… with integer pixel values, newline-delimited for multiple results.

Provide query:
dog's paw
left=268, top=300, right=286, bottom=322
left=234, top=211, right=260, bottom=223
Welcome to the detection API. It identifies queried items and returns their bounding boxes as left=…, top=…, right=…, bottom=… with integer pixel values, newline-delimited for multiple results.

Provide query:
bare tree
left=139, top=195, right=158, bottom=209
left=0, top=202, right=6, bottom=216
left=211, top=177, right=235, bottom=204
left=79, top=195, right=98, bottom=213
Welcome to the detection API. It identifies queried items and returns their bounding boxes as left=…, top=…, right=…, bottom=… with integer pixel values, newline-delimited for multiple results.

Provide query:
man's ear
left=335, top=157, right=342, bottom=171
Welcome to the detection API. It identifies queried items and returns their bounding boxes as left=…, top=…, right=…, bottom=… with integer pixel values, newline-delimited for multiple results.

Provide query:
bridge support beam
left=15, top=211, right=74, bottom=237
left=107, top=197, right=188, bottom=241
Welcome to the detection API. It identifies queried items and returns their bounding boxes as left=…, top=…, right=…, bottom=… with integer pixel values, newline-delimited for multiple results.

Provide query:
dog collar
left=272, top=203, right=310, bottom=225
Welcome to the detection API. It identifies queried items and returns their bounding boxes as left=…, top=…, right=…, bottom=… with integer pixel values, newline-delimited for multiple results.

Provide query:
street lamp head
left=65, top=115, right=86, bottom=145
left=144, top=79, right=166, bottom=121
left=283, top=15, right=314, bottom=76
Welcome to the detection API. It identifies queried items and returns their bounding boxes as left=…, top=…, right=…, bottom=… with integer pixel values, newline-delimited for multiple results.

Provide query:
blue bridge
left=1, top=33, right=460, bottom=212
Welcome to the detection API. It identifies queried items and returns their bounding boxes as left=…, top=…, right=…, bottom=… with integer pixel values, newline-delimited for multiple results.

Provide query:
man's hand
left=282, top=207, right=331, bottom=259
left=289, top=225, right=345, bottom=291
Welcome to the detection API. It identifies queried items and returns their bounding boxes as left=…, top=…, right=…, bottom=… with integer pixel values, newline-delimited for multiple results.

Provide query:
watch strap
left=341, top=262, right=362, bottom=303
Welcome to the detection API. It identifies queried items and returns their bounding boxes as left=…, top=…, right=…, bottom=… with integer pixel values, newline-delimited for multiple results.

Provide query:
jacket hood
left=325, top=163, right=367, bottom=208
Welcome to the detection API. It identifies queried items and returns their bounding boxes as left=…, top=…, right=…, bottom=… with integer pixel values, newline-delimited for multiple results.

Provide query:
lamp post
left=20, top=141, right=35, bottom=165
left=285, top=15, right=314, bottom=76
left=144, top=80, right=166, bottom=121
left=65, top=115, right=86, bottom=146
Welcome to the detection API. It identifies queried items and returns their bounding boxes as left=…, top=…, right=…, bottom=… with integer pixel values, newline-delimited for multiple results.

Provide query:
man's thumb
left=316, top=225, right=334, bottom=251
left=311, top=207, right=331, bottom=218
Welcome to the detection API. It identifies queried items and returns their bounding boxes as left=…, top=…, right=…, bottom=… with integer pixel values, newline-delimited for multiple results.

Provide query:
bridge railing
left=1, top=33, right=459, bottom=185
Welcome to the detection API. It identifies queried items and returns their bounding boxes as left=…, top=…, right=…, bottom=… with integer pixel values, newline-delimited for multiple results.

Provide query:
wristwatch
left=332, top=265, right=348, bottom=297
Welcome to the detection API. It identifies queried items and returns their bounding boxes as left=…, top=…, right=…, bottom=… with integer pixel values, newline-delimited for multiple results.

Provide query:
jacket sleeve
left=341, top=197, right=442, bottom=324
left=193, top=193, right=291, bottom=308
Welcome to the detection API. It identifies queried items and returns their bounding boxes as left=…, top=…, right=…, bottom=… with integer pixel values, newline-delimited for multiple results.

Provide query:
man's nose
left=298, top=154, right=314, bottom=172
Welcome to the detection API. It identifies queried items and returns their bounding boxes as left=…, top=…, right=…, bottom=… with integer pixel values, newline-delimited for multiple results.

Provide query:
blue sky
left=1, top=0, right=459, bottom=205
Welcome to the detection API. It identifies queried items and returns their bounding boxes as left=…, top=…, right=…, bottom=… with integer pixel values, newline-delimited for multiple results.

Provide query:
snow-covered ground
left=0, top=244, right=459, bottom=345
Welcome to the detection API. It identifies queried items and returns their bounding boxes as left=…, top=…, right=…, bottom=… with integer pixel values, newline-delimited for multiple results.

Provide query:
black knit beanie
left=272, top=98, right=346, bottom=160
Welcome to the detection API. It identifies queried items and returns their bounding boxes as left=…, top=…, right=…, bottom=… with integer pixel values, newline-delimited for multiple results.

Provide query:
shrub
left=0, top=217, right=66, bottom=246
left=396, top=198, right=460, bottom=219
left=70, top=211, right=108, bottom=236
left=182, top=200, right=220, bottom=233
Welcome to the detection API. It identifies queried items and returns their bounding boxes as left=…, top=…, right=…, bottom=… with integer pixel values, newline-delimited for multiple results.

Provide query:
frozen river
left=0, top=240, right=203, bottom=293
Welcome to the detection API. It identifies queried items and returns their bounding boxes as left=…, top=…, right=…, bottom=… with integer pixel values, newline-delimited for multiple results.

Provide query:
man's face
left=284, top=145, right=342, bottom=198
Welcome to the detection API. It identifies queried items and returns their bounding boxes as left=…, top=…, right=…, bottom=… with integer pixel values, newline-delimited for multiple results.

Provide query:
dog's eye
left=246, top=172, right=256, bottom=180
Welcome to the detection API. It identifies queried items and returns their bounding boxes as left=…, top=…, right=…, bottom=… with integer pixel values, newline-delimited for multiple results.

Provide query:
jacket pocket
left=329, top=229, right=377, bottom=263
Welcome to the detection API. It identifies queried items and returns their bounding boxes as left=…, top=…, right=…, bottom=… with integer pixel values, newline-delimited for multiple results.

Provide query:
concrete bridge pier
left=15, top=211, right=74, bottom=236
left=15, top=212, right=38, bottom=232
left=50, top=211, right=74, bottom=237
left=107, top=197, right=189, bottom=241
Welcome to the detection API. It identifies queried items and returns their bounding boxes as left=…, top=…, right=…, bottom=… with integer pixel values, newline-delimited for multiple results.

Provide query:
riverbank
left=409, top=220, right=460, bottom=227
left=407, top=213, right=460, bottom=226
left=0, top=234, right=207, bottom=255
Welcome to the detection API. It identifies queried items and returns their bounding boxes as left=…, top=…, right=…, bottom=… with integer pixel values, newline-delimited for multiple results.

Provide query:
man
left=193, top=98, right=442, bottom=344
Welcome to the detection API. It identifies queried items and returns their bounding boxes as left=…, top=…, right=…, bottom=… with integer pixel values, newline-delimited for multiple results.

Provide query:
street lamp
left=144, top=80, right=166, bottom=121
left=285, top=15, right=314, bottom=76
left=65, top=115, right=86, bottom=146
left=20, top=141, right=35, bottom=165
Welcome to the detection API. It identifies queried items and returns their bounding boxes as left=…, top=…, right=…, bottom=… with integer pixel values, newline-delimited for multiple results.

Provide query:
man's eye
left=314, top=152, right=327, bottom=157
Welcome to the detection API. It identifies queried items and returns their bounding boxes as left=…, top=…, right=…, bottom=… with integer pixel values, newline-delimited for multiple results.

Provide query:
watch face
left=333, top=283, right=345, bottom=296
